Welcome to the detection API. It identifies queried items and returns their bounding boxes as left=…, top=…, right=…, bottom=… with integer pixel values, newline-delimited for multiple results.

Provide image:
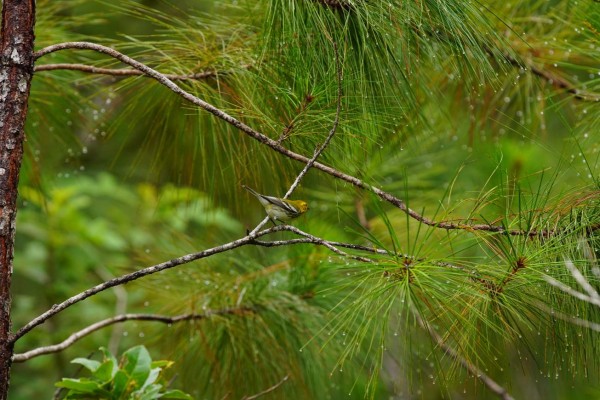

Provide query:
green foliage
left=55, top=346, right=192, bottom=399
left=11, top=173, right=241, bottom=399
left=10, top=0, right=600, bottom=399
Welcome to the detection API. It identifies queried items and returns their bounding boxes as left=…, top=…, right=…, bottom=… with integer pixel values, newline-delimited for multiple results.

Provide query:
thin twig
left=284, top=41, right=342, bottom=198
left=34, top=63, right=247, bottom=81
left=33, top=41, right=545, bottom=237
left=250, top=41, right=343, bottom=235
left=505, top=55, right=600, bottom=102
left=13, top=308, right=253, bottom=362
left=241, top=375, right=290, bottom=400
left=413, top=310, right=515, bottom=400
left=15, top=221, right=426, bottom=347
left=277, top=225, right=373, bottom=263
left=254, top=237, right=469, bottom=271
left=276, top=93, right=315, bottom=144
left=415, top=22, right=600, bottom=103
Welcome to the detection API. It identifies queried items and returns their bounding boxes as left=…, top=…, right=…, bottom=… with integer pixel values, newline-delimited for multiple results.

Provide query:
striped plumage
left=242, top=185, right=309, bottom=223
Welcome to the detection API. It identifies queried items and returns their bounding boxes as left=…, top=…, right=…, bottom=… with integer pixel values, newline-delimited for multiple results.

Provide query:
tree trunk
left=0, top=1, right=36, bottom=398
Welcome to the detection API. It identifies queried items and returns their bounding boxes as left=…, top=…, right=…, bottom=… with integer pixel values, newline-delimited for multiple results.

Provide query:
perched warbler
left=242, top=185, right=309, bottom=224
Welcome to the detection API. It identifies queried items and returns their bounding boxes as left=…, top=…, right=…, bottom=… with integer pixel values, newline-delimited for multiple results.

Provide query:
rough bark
left=0, top=0, right=36, bottom=398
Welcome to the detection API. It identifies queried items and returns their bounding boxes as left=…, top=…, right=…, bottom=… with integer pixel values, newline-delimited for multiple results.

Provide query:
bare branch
left=13, top=308, right=253, bottom=362
left=255, top=237, right=470, bottom=272
left=13, top=217, right=468, bottom=347
left=12, top=228, right=466, bottom=362
left=413, top=311, right=515, bottom=400
left=34, top=63, right=246, bottom=81
left=241, top=375, right=289, bottom=400
left=277, top=225, right=373, bottom=263
left=32, top=41, right=546, bottom=237
left=11, top=222, right=391, bottom=344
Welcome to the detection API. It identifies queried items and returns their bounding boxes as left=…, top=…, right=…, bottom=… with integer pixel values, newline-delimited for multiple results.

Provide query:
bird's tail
left=242, top=185, right=262, bottom=198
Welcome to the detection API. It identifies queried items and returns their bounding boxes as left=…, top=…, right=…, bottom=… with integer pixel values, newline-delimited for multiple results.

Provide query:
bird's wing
left=261, top=195, right=298, bottom=214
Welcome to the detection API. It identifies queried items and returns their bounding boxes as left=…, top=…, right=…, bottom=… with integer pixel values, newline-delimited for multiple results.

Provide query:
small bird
left=242, top=185, right=309, bottom=224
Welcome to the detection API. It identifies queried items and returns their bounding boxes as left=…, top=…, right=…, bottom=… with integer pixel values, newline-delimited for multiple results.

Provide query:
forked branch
left=11, top=224, right=384, bottom=343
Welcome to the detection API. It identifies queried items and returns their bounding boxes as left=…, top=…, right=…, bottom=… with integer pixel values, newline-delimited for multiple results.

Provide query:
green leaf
left=93, top=358, right=116, bottom=383
left=140, top=367, right=161, bottom=391
left=137, top=383, right=161, bottom=400
left=98, top=347, right=119, bottom=380
left=55, top=378, right=100, bottom=393
left=122, top=345, right=152, bottom=386
left=111, top=370, right=130, bottom=399
left=71, top=358, right=101, bottom=372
